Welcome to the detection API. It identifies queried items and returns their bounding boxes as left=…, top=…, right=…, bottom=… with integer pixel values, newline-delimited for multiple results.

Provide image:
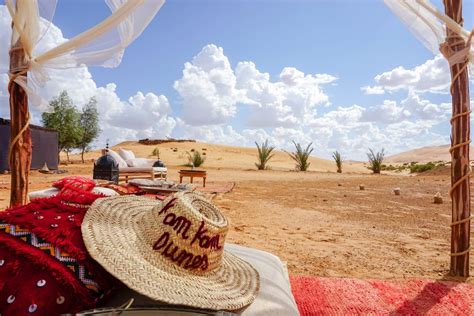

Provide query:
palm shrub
left=367, top=148, right=385, bottom=174
left=152, top=147, right=160, bottom=159
left=255, top=139, right=275, bottom=170
left=332, top=151, right=342, bottom=173
left=286, top=141, right=313, bottom=171
left=187, top=150, right=206, bottom=168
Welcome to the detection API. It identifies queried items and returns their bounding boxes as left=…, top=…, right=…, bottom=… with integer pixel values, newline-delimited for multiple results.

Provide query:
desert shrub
left=332, top=151, right=343, bottom=173
left=286, top=141, right=313, bottom=171
left=380, top=164, right=407, bottom=172
left=409, top=162, right=444, bottom=173
left=367, top=148, right=385, bottom=174
left=152, top=147, right=160, bottom=159
left=187, top=150, right=206, bottom=167
left=255, top=139, right=275, bottom=170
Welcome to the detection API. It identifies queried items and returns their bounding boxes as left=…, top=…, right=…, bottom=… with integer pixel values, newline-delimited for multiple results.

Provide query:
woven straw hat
left=81, top=192, right=259, bottom=311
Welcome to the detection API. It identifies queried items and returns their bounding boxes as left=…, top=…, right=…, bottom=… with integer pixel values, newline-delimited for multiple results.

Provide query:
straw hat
left=81, top=192, right=260, bottom=311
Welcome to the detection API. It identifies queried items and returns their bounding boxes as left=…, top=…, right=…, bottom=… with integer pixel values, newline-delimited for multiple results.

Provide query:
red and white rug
left=290, top=276, right=474, bottom=315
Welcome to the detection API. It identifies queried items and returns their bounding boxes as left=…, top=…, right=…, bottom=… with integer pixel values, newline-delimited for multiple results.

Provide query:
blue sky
left=1, top=0, right=473, bottom=160
left=57, top=0, right=436, bottom=107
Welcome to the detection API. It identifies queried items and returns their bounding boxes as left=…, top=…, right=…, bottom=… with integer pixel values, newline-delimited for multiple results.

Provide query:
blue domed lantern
left=93, top=141, right=119, bottom=184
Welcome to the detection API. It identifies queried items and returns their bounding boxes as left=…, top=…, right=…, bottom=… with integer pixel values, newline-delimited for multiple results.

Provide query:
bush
left=255, top=139, right=275, bottom=170
left=187, top=150, right=206, bottom=168
left=152, top=147, right=160, bottom=159
left=367, top=148, right=385, bottom=174
left=332, top=151, right=342, bottom=173
left=285, top=141, right=313, bottom=171
left=409, top=162, right=444, bottom=173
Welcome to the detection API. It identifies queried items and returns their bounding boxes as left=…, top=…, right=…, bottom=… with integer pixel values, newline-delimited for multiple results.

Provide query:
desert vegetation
left=152, top=147, right=160, bottom=159
left=186, top=150, right=206, bottom=168
left=367, top=148, right=385, bottom=174
left=286, top=141, right=313, bottom=171
left=255, top=140, right=275, bottom=170
left=332, top=151, right=343, bottom=173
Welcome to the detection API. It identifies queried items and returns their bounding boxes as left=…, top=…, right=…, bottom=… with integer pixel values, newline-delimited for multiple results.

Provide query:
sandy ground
left=0, top=141, right=472, bottom=284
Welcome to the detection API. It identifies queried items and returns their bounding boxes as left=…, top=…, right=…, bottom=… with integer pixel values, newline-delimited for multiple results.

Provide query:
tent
left=0, top=118, right=59, bottom=172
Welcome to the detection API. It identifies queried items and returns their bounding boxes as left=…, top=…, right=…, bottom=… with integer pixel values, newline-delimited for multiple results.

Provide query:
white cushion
left=29, top=187, right=119, bottom=200
left=226, top=244, right=299, bottom=315
left=102, top=244, right=299, bottom=315
left=126, top=158, right=155, bottom=168
left=107, top=149, right=128, bottom=168
left=28, top=188, right=60, bottom=200
left=118, top=148, right=136, bottom=161
left=92, top=187, right=120, bottom=196
left=120, top=167, right=167, bottom=173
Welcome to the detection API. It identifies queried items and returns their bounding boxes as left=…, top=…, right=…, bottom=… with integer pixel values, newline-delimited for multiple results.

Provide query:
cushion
left=107, top=149, right=128, bottom=168
left=52, top=176, right=95, bottom=190
left=118, top=148, right=135, bottom=161
left=120, top=167, right=167, bottom=173
left=101, top=244, right=299, bottom=315
left=29, top=187, right=119, bottom=200
left=125, top=158, right=155, bottom=168
left=226, top=244, right=299, bottom=315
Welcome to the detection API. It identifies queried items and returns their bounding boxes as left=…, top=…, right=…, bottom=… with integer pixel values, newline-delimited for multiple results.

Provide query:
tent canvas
left=0, top=118, right=59, bottom=172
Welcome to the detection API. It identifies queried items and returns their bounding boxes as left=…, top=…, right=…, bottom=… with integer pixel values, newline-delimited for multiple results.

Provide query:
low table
left=179, top=169, right=207, bottom=187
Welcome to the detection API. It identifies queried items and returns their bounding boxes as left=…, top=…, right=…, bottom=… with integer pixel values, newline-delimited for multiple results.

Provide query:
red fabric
left=52, top=176, right=96, bottom=190
left=0, top=178, right=118, bottom=316
left=290, top=275, right=474, bottom=315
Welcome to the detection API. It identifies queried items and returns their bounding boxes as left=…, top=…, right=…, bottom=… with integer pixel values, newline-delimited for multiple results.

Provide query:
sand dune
left=385, top=145, right=451, bottom=164
left=106, top=141, right=370, bottom=173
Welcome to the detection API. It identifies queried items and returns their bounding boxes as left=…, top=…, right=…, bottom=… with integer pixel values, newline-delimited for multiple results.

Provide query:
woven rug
left=290, top=276, right=474, bottom=315
left=196, top=181, right=235, bottom=194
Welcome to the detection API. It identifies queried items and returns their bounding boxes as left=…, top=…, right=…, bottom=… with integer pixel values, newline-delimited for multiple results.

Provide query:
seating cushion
left=120, top=167, right=167, bottom=173
left=29, top=187, right=119, bottom=200
left=118, top=148, right=136, bottom=161
left=125, top=158, right=155, bottom=168
left=107, top=149, right=128, bottom=168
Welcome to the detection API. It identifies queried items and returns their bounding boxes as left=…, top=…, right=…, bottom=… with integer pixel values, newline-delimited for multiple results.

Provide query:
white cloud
left=174, top=45, right=336, bottom=128
left=363, top=55, right=450, bottom=94
left=173, top=45, right=242, bottom=125
left=361, top=85, right=385, bottom=95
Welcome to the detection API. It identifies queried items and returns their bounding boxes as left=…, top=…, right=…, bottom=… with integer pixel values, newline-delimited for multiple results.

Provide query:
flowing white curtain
left=5, top=0, right=165, bottom=107
left=384, top=0, right=473, bottom=67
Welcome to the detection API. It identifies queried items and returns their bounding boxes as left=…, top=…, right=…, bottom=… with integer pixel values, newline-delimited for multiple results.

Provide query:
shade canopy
left=384, top=0, right=473, bottom=66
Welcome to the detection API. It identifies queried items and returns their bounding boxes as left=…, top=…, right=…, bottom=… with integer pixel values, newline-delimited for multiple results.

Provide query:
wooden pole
left=8, top=20, right=32, bottom=207
left=443, top=0, right=471, bottom=277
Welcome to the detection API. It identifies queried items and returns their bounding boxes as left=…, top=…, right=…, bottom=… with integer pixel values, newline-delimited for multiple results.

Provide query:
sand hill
left=385, top=145, right=452, bottom=164
left=106, top=141, right=369, bottom=173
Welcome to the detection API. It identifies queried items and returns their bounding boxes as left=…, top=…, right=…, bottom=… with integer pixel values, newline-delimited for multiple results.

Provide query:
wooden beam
left=8, top=21, right=32, bottom=207
left=443, top=0, right=471, bottom=277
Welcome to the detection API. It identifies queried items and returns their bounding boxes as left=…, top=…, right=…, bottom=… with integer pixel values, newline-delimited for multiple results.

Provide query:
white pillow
left=126, top=158, right=155, bottom=168
left=118, top=148, right=136, bottom=161
left=226, top=244, right=299, bottom=315
left=29, top=187, right=119, bottom=200
left=93, top=187, right=119, bottom=196
left=107, top=149, right=128, bottom=168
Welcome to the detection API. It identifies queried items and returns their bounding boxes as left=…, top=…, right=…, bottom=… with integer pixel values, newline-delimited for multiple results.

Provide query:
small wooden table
left=179, top=169, right=207, bottom=187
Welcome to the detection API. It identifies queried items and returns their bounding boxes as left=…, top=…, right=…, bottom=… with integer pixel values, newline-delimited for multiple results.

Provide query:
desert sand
left=0, top=141, right=472, bottom=284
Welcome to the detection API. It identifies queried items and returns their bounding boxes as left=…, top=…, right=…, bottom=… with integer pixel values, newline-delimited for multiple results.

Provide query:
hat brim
left=81, top=195, right=259, bottom=311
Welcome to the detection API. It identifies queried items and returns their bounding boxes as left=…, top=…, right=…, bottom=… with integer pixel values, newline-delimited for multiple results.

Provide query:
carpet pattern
left=290, top=276, right=474, bottom=315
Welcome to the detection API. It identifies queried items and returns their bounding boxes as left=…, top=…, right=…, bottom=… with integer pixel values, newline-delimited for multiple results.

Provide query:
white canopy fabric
left=384, top=0, right=473, bottom=68
left=5, top=0, right=165, bottom=107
